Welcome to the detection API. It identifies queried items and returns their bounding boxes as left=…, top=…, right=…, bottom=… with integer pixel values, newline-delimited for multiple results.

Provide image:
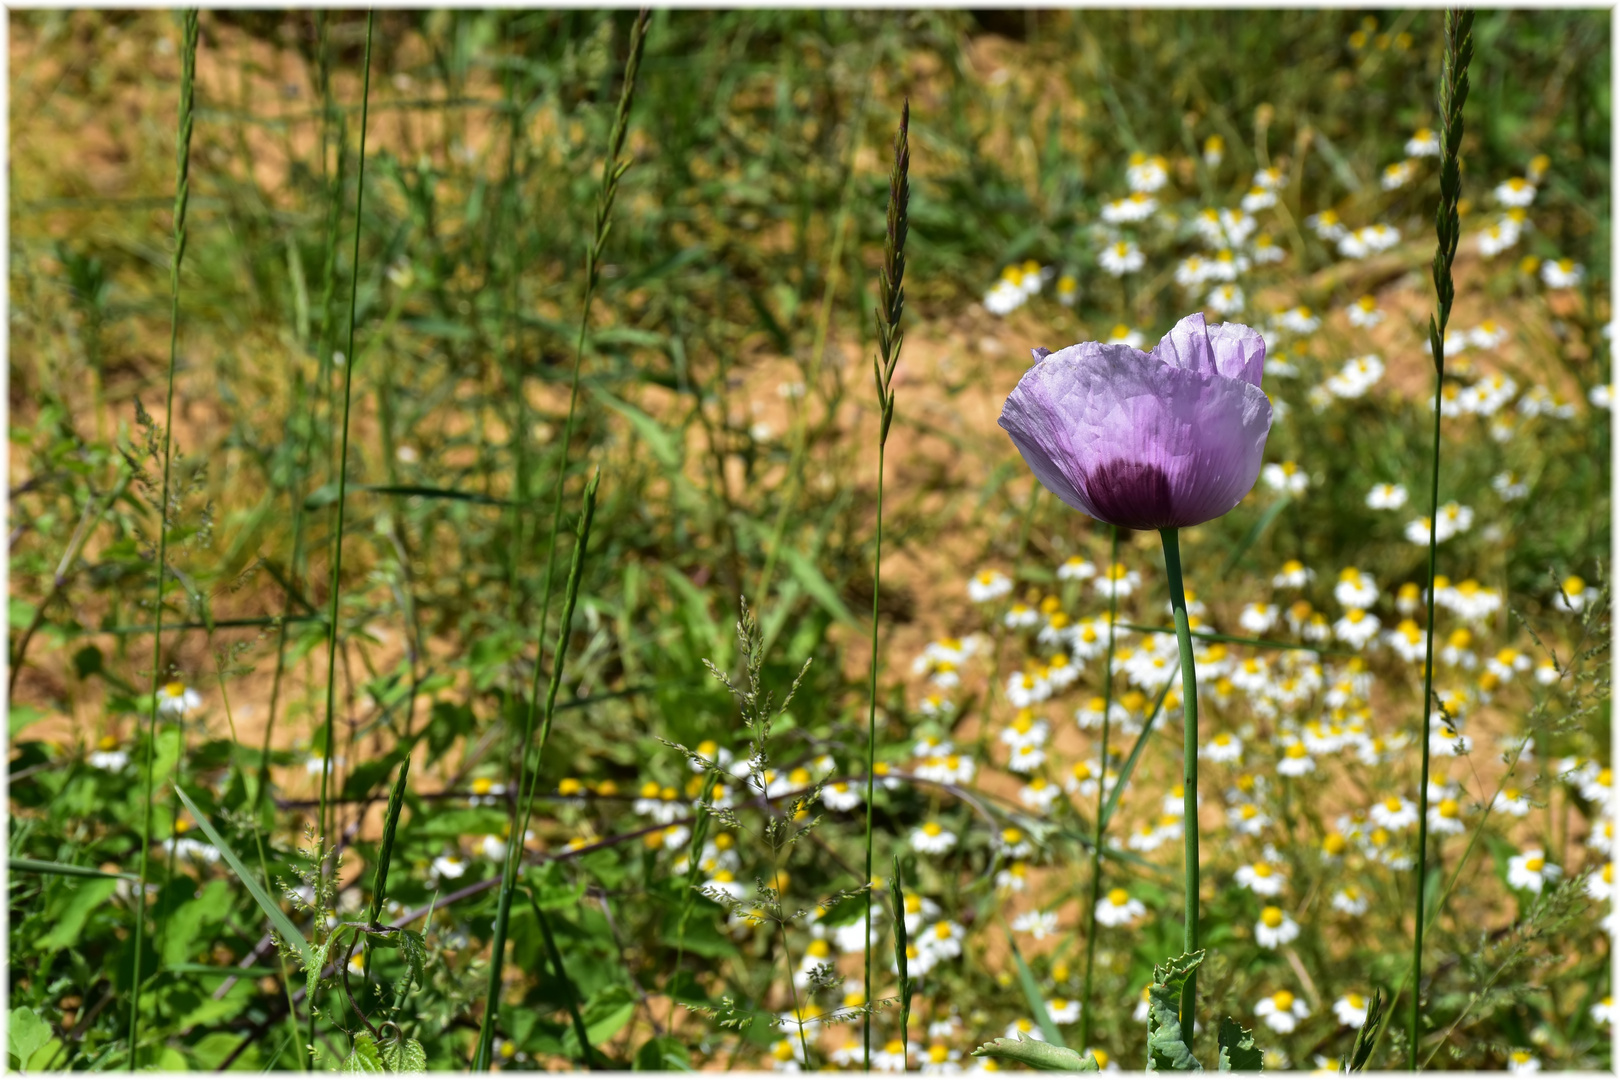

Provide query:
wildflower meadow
left=7, top=8, right=1613, bottom=1073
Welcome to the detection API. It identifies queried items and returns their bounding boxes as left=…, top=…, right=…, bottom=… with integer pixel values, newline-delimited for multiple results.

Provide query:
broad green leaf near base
left=1147, top=950, right=1205, bottom=1072
left=971, top=1036, right=1099, bottom=1072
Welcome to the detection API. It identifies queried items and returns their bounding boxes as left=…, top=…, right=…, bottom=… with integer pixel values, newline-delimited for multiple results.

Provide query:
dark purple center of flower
left=1081, top=460, right=1175, bottom=530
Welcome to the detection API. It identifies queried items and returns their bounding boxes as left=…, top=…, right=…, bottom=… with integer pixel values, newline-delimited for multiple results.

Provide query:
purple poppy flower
left=999, top=313, right=1272, bottom=530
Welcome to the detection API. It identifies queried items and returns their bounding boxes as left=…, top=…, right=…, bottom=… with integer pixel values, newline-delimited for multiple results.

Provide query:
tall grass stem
left=312, top=11, right=373, bottom=1058
left=1410, top=9, right=1472, bottom=1068
left=862, top=99, right=908, bottom=1069
left=473, top=14, right=646, bottom=1069
left=475, top=470, right=603, bottom=1069
left=129, top=10, right=198, bottom=1064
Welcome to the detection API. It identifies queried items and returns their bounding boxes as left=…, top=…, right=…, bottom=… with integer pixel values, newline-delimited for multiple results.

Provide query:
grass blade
left=526, top=885, right=597, bottom=1068
left=10, top=858, right=135, bottom=881
left=1008, top=931, right=1064, bottom=1048
left=173, top=785, right=313, bottom=971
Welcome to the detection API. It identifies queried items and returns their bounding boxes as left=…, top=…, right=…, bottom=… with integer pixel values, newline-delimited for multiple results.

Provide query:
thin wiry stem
left=863, top=99, right=908, bottom=1070
left=472, top=14, right=648, bottom=1069
left=258, top=12, right=348, bottom=823
left=315, top=10, right=374, bottom=1058
left=129, top=10, right=198, bottom=1065
left=1159, top=527, right=1201, bottom=1049
left=1078, top=526, right=1120, bottom=1053
left=1411, top=9, right=1472, bottom=1069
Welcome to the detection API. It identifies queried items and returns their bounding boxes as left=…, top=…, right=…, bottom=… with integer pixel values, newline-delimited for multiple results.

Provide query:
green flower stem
left=1159, top=526, right=1200, bottom=1048
left=1078, top=525, right=1120, bottom=1054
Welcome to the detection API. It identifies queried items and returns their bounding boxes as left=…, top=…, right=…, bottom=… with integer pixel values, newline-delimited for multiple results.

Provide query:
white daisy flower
left=1235, top=860, right=1286, bottom=896
left=1277, top=741, right=1317, bottom=777
left=1206, top=283, right=1245, bottom=315
left=1334, top=569, right=1380, bottom=608
left=1333, top=992, right=1370, bottom=1028
left=1094, top=888, right=1146, bottom=927
left=1331, top=886, right=1369, bottom=916
left=1261, top=461, right=1308, bottom=495
left=1011, top=909, right=1060, bottom=939
left=902, top=820, right=961, bottom=860
left=1366, top=483, right=1408, bottom=510
left=1239, top=603, right=1279, bottom=635
left=1506, top=1050, right=1541, bottom=1074
left=1046, top=998, right=1081, bottom=1025
left=1493, top=177, right=1537, bottom=207
left=1506, top=847, right=1561, bottom=893
left=1126, top=152, right=1169, bottom=193
left=156, top=680, right=203, bottom=717
left=1254, top=906, right=1300, bottom=948
left=1381, top=160, right=1416, bottom=190
left=1541, top=258, right=1584, bottom=289
left=1098, top=241, right=1144, bottom=277
left=89, top=736, right=130, bottom=771
left=1592, top=995, right=1614, bottom=1026
left=1271, top=559, right=1314, bottom=588
left=1405, top=128, right=1441, bottom=157
left=968, top=569, right=1014, bottom=603
left=1057, top=555, right=1096, bottom=581
left=1255, top=990, right=1310, bottom=1033
left=1202, top=732, right=1244, bottom=763
left=1333, top=609, right=1381, bottom=650
left=1371, top=795, right=1419, bottom=830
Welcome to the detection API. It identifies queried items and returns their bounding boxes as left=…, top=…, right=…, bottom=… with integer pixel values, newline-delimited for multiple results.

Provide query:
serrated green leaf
left=173, top=786, right=313, bottom=971
left=1217, top=1016, right=1263, bottom=1072
left=395, top=929, right=427, bottom=991
left=971, top=1036, right=1096, bottom=1072
left=381, top=1037, right=426, bottom=1074
left=1147, top=950, right=1204, bottom=1072
left=343, top=1032, right=386, bottom=1073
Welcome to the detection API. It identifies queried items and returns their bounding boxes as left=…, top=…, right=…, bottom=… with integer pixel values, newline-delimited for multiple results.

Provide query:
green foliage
left=972, top=1036, right=1099, bottom=1072
left=1147, top=951, right=1205, bottom=1072
left=1216, top=1017, right=1263, bottom=1072
left=8, top=1006, right=52, bottom=1070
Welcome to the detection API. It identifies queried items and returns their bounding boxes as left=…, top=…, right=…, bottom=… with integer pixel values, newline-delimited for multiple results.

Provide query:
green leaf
left=971, top=1037, right=1097, bottom=1072
left=8, top=1007, right=52, bottom=1070
left=8, top=705, right=45, bottom=739
left=634, top=1036, right=694, bottom=1072
left=1217, top=1017, right=1263, bottom=1072
left=1007, top=931, right=1065, bottom=1047
left=1221, top=493, right=1290, bottom=576
left=1147, top=950, right=1205, bottom=1072
left=778, top=544, right=860, bottom=627
left=592, top=387, right=683, bottom=470
left=381, top=1037, right=426, bottom=1074
left=343, top=1032, right=387, bottom=1073
left=172, top=786, right=313, bottom=971
left=39, top=878, right=118, bottom=951
left=9, top=857, right=134, bottom=880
